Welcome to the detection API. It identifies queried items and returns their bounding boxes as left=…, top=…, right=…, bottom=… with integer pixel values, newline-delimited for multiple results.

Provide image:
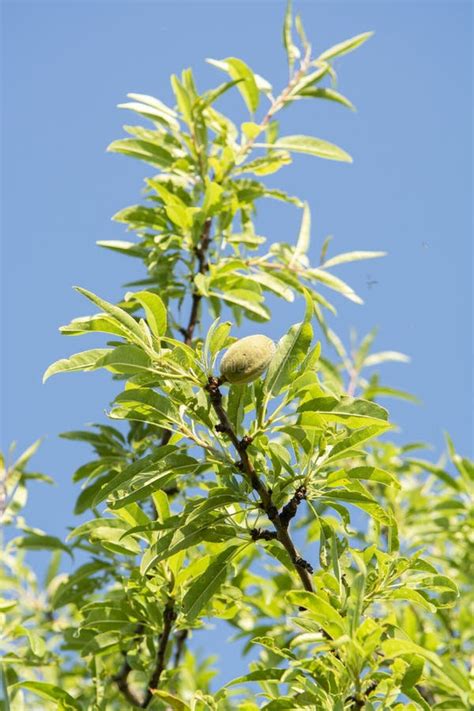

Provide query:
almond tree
left=1, top=4, right=472, bottom=710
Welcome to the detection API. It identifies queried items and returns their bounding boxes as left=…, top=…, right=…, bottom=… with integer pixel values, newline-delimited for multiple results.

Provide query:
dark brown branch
left=142, top=601, right=177, bottom=707
left=183, top=217, right=212, bottom=346
left=279, top=485, right=307, bottom=528
left=205, top=376, right=314, bottom=592
left=112, top=623, right=145, bottom=708
left=251, top=528, right=278, bottom=541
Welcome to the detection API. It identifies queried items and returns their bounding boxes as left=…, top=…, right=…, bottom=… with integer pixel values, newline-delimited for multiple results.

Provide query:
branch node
left=251, top=527, right=278, bottom=541
left=295, top=556, right=314, bottom=574
left=279, top=485, right=307, bottom=528
left=240, top=435, right=253, bottom=450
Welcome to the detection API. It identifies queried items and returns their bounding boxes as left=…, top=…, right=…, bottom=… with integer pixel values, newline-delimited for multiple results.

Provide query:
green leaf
left=74, top=287, right=146, bottom=345
left=299, top=396, right=388, bottom=428
left=107, top=138, right=174, bottom=169
left=290, top=201, right=311, bottom=265
left=264, top=294, right=313, bottom=397
left=11, top=682, right=81, bottom=710
left=386, top=587, right=436, bottom=613
left=95, top=345, right=153, bottom=375
left=236, top=152, right=291, bottom=176
left=256, top=135, right=352, bottom=163
left=381, top=638, right=441, bottom=668
left=326, top=466, right=401, bottom=489
left=286, top=590, right=347, bottom=638
left=204, top=319, right=232, bottom=371
left=141, top=518, right=236, bottom=574
left=207, top=57, right=260, bottom=114
left=325, top=425, right=388, bottom=463
left=150, top=691, right=190, bottom=711
left=321, top=490, right=393, bottom=525
left=183, top=544, right=242, bottom=620
left=126, top=291, right=167, bottom=339
left=306, top=267, right=363, bottom=304
left=210, top=289, right=270, bottom=320
left=1, top=666, right=10, bottom=711
left=110, top=388, right=180, bottom=429
left=16, top=533, right=72, bottom=558
left=318, top=31, right=374, bottom=62
left=283, top=0, right=300, bottom=73
left=43, top=348, right=110, bottom=382
left=60, top=313, right=128, bottom=338
left=227, top=668, right=285, bottom=686
left=298, top=87, right=355, bottom=110
left=321, top=250, right=386, bottom=269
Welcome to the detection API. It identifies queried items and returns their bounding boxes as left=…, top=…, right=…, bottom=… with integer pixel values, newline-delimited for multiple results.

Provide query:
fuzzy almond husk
left=220, top=335, right=276, bottom=384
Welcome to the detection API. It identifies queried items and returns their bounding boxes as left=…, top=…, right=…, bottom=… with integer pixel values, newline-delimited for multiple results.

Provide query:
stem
left=112, top=623, right=145, bottom=708
left=182, top=217, right=212, bottom=346
left=236, top=45, right=312, bottom=164
left=142, top=601, right=177, bottom=708
left=205, top=377, right=314, bottom=593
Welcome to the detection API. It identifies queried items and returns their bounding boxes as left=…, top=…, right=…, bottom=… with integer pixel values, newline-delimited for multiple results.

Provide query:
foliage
left=1, top=4, right=472, bottom=710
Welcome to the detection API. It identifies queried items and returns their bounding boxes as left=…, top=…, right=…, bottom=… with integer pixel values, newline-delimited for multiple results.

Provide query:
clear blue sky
left=1, top=0, right=472, bottom=686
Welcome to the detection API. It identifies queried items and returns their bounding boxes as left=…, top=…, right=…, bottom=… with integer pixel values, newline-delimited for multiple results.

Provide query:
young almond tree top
left=1, top=3, right=472, bottom=711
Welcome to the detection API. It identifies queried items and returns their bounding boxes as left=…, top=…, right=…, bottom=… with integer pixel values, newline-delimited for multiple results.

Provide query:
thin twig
left=142, top=602, right=177, bottom=707
left=205, top=376, right=314, bottom=592
left=112, top=623, right=145, bottom=708
left=183, top=217, right=212, bottom=346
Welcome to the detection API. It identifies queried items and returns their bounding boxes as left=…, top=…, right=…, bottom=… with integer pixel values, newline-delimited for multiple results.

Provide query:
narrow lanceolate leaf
left=283, top=0, right=300, bottom=73
left=290, top=201, right=311, bottom=266
left=298, top=396, right=389, bottom=427
left=256, top=135, right=352, bottom=163
left=264, top=294, right=313, bottom=397
left=324, top=424, right=391, bottom=463
left=141, top=518, right=236, bottom=574
left=321, top=250, right=386, bottom=269
left=60, top=314, right=127, bottom=338
left=207, top=57, right=260, bottom=114
left=95, top=345, right=153, bottom=375
left=110, top=389, right=180, bottom=429
left=210, top=290, right=270, bottom=320
left=43, top=348, right=110, bottom=383
left=127, top=92, right=178, bottom=119
left=204, top=319, right=232, bottom=372
left=150, top=691, right=190, bottom=711
left=126, top=290, right=167, bottom=339
left=286, top=591, right=347, bottom=638
left=318, top=31, right=374, bottom=62
left=183, top=544, right=242, bottom=620
left=74, top=287, right=146, bottom=345
left=248, top=271, right=295, bottom=302
left=10, top=683, right=81, bottom=711
left=363, top=351, right=410, bottom=367
left=306, top=267, right=363, bottom=304
left=325, top=466, right=401, bottom=489
left=16, top=533, right=72, bottom=558
left=298, top=87, right=355, bottom=110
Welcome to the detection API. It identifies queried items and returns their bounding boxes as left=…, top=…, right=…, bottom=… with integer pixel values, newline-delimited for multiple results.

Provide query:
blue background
left=2, top=0, right=472, bottom=686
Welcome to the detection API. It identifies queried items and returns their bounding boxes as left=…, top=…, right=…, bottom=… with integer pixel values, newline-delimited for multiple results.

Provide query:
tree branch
left=205, top=376, right=314, bottom=592
left=142, top=601, right=177, bottom=708
left=183, top=217, right=212, bottom=346
left=112, top=623, right=145, bottom=708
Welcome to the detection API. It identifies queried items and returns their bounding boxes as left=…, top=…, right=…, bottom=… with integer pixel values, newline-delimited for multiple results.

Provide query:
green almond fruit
left=220, top=335, right=276, bottom=385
